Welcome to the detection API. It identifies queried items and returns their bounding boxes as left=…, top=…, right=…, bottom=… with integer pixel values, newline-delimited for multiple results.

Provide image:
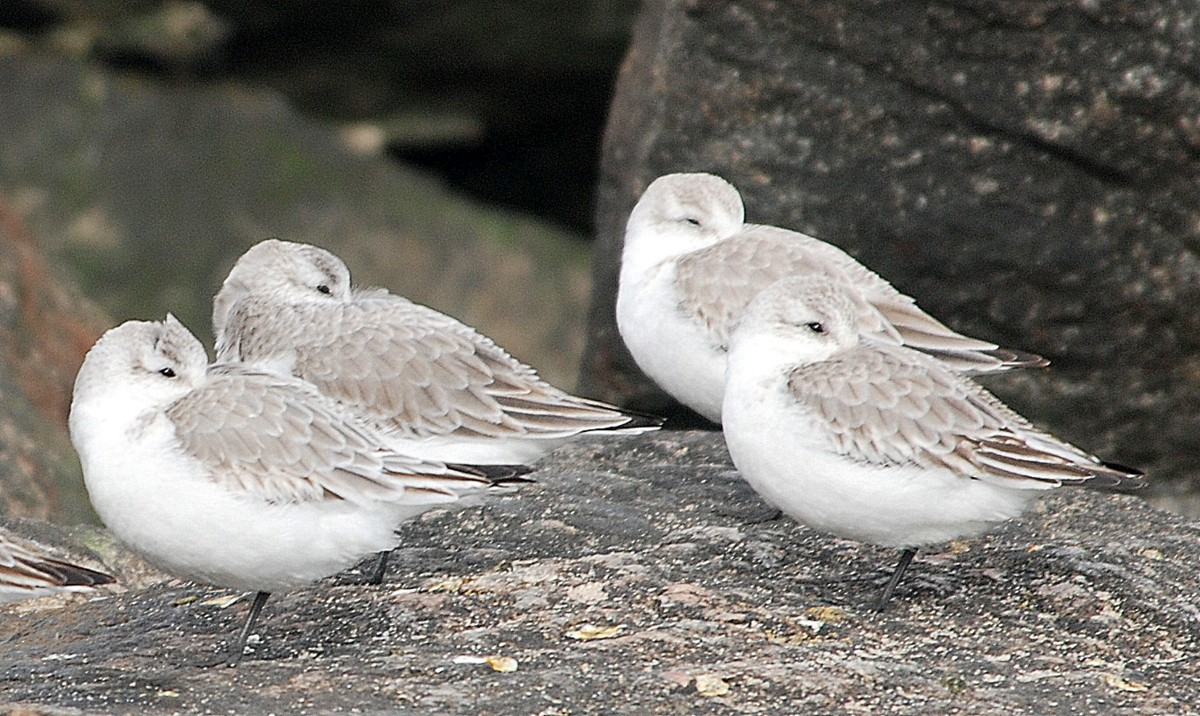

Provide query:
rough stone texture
left=0, top=0, right=640, bottom=231
left=0, top=53, right=590, bottom=389
left=581, top=0, right=1200, bottom=509
left=2, top=432, right=1198, bottom=714
left=0, top=203, right=105, bottom=523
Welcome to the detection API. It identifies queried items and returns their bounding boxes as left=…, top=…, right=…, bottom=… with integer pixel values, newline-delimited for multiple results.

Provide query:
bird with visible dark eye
left=805, top=322, right=825, bottom=334
left=158, top=367, right=176, bottom=378
left=69, top=314, right=531, bottom=667
left=316, top=285, right=331, bottom=295
left=721, top=275, right=1143, bottom=612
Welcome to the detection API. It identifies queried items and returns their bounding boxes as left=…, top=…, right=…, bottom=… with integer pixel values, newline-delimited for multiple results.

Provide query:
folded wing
left=167, top=365, right=495, bottom=506
left=789, top=345, right=1140, bottom=489
left=223, top=294, right=657, bottom=441
left=674, top=225, right=1046, bottom=373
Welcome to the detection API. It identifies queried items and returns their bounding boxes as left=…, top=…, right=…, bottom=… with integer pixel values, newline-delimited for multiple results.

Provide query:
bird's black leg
left=226, top=591, right=271, bottom=667
left=367, top=550, right=391, bottom=585
left=874, top=548, right=917, bottom=612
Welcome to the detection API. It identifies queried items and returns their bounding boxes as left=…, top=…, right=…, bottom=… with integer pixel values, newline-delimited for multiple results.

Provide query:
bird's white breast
left=721, top=343, right=1036, bottom=549
left=70, top=387, right=407, bottom=593
left=617, top=258, right=727, bottom=422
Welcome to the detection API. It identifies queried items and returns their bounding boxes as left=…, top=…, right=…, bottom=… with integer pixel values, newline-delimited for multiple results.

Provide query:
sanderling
left=617, top=172, right=1046, bottom=422
left=720, top=276, right=1141, bottom=610
left=213, top=239, right=660, bottom=466
left=69, top=315, right=523, bottom=665
left=0, top=526, right=114, bottom=604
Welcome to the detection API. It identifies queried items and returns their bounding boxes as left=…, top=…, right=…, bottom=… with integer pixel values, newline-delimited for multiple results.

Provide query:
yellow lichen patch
left=566, top=623, right=625, bottom=641
left=804, top=606, right=846, bottom=624
left=424, top=576, right=471, bottom=593
left=485, top=656, right=519, bottom=673
left=694, top=674, right=731, bottom=697
left=947, top=540, right=972, bottom=555
left=1104, top=673, right=1149, bottom=692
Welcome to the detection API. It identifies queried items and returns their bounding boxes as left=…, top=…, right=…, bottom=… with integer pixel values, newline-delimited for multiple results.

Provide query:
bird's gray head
left=733, top=276, right=860, bottom=363
left=624, top=173, right=745, bottom=256
left=212, top=239, right=352, bottom=338
left=72, top=314, right=208, bottom=408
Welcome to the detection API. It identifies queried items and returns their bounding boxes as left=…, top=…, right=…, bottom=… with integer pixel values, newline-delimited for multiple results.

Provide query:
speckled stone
left=582, top=0, right=1200, bottom=509
left=2, top=432, right=1196, bottom=714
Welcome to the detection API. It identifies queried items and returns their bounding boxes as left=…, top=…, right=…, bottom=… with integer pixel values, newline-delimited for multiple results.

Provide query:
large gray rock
left=581, top=0, right=1200, bottom=507
left=1, top=432, right=1197, bottom=714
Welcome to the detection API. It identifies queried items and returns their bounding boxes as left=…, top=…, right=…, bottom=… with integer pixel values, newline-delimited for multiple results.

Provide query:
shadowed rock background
left=583, top=0, right=1200, bottom=514
left=3, top=1, right=1200, bottom=712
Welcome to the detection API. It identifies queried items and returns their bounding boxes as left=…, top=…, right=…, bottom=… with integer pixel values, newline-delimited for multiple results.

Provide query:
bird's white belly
left=382, top=431, right=563, bottom=464
left=617, top=266, right=727, bottom=422
left=77, top=411, right=408, bottom=593
left=722, top=379, right=1036, bottom=549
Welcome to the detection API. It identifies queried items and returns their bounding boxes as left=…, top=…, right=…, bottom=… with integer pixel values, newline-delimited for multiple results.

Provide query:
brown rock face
left=582, top=0, right=1200, bottom=502
left=0, top=200, right=105, bottom=522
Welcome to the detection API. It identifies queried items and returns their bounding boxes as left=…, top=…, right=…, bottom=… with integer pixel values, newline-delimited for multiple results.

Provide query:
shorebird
left=720, top=276, right=1141, bottom=609
left=70, top=315, right=525, bottom=665
left=618, top=172, right=1044, bottom=422
left=213, top=239, right=660, bottom=465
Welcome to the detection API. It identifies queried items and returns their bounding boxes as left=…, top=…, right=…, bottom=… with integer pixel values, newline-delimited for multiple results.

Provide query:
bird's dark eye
left=805, top=322, right=825, bottom=334
left=684, top=217, right=702, bottom=227
left=316, top=284, right=331, bottom=295
left=158, top=367, right=176, bottom=378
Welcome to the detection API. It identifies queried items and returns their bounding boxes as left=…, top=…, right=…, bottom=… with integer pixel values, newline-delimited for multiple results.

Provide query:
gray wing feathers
left=674, top=225, right=1045, bottom=372
left=789, top=345, right=1137, bottom=488
left=673, top=227, right=886, bottom=348
left=167, top=366, right=489, bottom=506
left=225, top=296, right=641, bottom=439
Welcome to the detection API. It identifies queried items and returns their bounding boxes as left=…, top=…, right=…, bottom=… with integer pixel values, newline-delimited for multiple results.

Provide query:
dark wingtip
left=38, top=559, right=117, bottom=588
left=619, top=408, right=667, bottom=430
left=448, top=463, right=536, bottom=485
left=986, top=347, right=1050, bottom=370
left=1090, top=460, right=1145, bottom=491
left=925, top=346, right=1049, bottom=375
left=1101, top=460, right=1144, bottom=477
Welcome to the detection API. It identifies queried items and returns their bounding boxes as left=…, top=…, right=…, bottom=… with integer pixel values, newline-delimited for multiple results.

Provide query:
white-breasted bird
left=618, top=172, right=1045, bottom=422
left=213, top=239, right=660, bottom=465
left=70, top=315, right=523, bottom=665
left=721, top=276, right=1141, bottom=609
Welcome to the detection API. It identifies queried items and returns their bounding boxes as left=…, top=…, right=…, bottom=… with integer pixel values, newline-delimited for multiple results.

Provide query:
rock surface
left=582, top=0, right=1200, bottom=508
left=2, top=432, right=1197, bottom=714
left=0, top=204, right=105, bottom=522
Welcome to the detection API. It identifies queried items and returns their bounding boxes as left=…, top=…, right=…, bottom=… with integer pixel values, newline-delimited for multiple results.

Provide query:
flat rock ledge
left=2, top=431, right=1197, bottom=715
